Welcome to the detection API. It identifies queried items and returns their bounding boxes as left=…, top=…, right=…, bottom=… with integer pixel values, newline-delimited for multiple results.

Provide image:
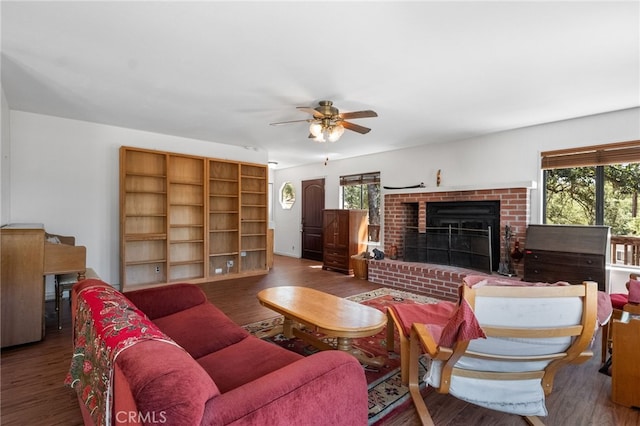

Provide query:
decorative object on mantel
left=437, top=169, right=441, bottom=187
left=498, top=225, right=516, bottom=277
left=511, top=239, right=524, bottom=262
left=383, top=182, right=425, bottom=190
left=389, top=244, right=398, bottom=260
left=373, top=248, right=385, bottom=260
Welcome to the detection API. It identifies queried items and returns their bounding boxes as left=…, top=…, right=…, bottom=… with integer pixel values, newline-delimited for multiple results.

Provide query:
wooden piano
left=44, top=233, right=87, bottom=279
left=1, top=224, right=86, bottom=347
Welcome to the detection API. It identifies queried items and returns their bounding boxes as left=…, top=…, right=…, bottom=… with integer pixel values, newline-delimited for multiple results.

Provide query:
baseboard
left=274, top=251, right=301, bottom=258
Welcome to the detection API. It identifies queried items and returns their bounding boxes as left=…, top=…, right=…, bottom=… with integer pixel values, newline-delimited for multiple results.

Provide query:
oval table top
left=257, top=286, right=387, bottom=338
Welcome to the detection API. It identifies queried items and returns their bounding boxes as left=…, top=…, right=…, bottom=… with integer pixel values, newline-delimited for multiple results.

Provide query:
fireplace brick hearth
left=367, top=260, right=483, bottom=301
left=367, top=185, right=532, bottom=297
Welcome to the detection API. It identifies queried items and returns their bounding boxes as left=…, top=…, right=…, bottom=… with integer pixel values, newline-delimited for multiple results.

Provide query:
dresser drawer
left=525, top=250, right=581, bottom=265
left=324, top=252, right=348, bottom=268
left=579, top=254, right=603, bottom=268
left=524, top=249, right=605, bottom=290
left=324, top=247, right=347, bottom=258
left=524, top=265, right=602, bottom=284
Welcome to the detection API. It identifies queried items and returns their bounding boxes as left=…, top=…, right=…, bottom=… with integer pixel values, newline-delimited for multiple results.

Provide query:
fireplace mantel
left=381, top=180, right=537, bottom=195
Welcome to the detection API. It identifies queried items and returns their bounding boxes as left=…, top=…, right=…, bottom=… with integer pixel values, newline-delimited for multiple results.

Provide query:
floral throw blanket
left=65, top=281, right=176, bottom=426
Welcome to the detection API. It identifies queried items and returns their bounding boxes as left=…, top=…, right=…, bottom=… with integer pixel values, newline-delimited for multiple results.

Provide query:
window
left=340, top=172, right=381, bottom=242
left=279, top=182, right=295, bottom=209
left=542, top=141, right=640, bottom=266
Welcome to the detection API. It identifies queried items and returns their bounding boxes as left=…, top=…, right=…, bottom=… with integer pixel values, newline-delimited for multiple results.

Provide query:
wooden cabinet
left=1, top=224, right=45, bottom=347
left=611, top=309, right=640, bottom=408
left=523, top=224, right=609, bottom=291
left=322, top=210, right=368, bottom=275
left=120, top=147, right=268, bottom=290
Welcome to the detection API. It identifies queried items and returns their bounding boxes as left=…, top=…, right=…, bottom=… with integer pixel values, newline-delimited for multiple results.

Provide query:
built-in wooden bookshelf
left=120, top=147, right=268, bottom=290
left=209, top=160, right=240, bottom=276
left=240, top=164, right=268, bottom=274
left=168, top=154, right=205, bottom=283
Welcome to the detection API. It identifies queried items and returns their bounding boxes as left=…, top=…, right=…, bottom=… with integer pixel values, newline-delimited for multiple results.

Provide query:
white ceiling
left=2, top=1, right=638, bottom=168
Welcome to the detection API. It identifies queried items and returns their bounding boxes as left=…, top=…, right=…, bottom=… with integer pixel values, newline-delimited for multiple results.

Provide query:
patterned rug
left=242, top=287, right=440, bottom=424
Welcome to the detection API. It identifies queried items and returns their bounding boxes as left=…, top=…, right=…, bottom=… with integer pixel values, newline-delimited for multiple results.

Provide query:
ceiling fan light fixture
left=309, top=121, right=323, bottom=138
left=328, top=124, right=344, bottom=142
left=272, top=100, right=376, bottom=142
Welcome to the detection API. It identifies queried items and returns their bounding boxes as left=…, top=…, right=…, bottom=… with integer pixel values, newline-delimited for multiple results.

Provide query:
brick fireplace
left=367, top=184, right=533, bottom=300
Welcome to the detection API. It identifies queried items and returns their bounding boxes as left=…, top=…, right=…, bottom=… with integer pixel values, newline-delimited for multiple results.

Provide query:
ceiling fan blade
left=296, top=107, right=325, bottom=118
left=269, top=119, right=311, bottom=126
left=339, top=110, right=378, bottom=120
left=342, top=121, right=371, bottom=134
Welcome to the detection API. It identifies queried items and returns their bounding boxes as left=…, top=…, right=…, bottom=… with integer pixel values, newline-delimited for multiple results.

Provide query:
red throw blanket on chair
left=65, top=280, right=177, bottom=426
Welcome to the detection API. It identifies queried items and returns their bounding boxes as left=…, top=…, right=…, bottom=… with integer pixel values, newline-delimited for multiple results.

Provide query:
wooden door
left=301, top=178, right=325, bottom=261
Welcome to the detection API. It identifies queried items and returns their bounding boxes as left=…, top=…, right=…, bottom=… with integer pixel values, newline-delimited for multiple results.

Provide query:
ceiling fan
left=270, top=100, right=378, bottom=142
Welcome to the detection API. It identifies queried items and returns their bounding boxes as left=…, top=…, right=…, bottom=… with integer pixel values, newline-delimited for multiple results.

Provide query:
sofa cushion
left=116, top=340, right=220, bottom=424
left=124, top=283, right=208, bottom=320
left=153, top=303, right=249, bottom=359
left=196, top=335, right=303, bottom=393
left=610, top=293, right=629, bottom=310
left=628, top=279, right=640, bottom=304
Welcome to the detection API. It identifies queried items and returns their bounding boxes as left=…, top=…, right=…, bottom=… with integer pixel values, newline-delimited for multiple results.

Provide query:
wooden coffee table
left=257, top=286, right=388, bottom=367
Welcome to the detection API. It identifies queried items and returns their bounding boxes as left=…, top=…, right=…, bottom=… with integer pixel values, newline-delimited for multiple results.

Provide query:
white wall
left=7, top=107, right=639, bottom=290
left=1, top=88, right=10, bottom=224
left=9, top=111, right=267, bottom=289
left=273, top=108, right=640, bottom=258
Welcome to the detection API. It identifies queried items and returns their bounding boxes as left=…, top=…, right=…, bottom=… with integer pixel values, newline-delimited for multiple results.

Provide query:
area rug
left=242, top=287, right=440, bottom=425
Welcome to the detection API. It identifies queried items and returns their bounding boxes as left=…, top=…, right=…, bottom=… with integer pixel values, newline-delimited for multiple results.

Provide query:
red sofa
left=69, top=281, right=368, bottom=425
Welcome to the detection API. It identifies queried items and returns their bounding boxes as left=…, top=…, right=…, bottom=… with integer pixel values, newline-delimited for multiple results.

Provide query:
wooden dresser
left=523, top=224, right=610, bottom=291
left=322, top=209, right=368, bottom=275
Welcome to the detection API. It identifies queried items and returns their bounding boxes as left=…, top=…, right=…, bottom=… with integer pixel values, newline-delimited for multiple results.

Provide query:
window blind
left=541, top=140, right=640, bottom=169
left=340, top=172, right=380, bottom=186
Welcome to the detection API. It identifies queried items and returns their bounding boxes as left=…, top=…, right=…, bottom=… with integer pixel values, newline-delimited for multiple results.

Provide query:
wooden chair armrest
left=412, top=323, right=452, bottom=359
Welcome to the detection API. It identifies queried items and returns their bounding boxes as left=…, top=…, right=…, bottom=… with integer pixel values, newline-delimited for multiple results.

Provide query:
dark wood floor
left=1, top=255, right=638, bottom=425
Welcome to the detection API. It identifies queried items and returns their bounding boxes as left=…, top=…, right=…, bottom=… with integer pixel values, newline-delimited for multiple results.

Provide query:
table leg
left=253, top=317, right=299, bottom=339
left=337, top=336, right=386, bottom=367
left=253, top=324, right=283, bottom=339
left=283, top=317, right=295, bottom=338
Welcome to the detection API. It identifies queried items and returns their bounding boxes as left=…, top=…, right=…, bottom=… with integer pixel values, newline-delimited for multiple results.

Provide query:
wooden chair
left=601, top=273, right=638, bottom=363
left=387, top=299, right=457, bottom=384
left=408, top=281, right=598, bottom=426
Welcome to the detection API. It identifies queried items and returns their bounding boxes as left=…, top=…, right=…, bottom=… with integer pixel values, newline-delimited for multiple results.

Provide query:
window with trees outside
left=542, top=141, right=640, bottom=268
left=340, top=172, right=381, bottom=243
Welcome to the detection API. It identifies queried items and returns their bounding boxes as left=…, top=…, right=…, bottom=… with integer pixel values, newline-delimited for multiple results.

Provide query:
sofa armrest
left=202, top=350, right=368, bottom=425
left=123, top=283, right=208, bottom=320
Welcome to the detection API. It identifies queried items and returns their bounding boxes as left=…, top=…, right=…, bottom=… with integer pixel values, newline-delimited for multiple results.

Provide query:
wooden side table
left=611, top=304, right=640, bottom=408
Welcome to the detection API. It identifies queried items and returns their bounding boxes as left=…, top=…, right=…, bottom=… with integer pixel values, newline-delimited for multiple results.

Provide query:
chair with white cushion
left=408, top=280, right=598, bottom=426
